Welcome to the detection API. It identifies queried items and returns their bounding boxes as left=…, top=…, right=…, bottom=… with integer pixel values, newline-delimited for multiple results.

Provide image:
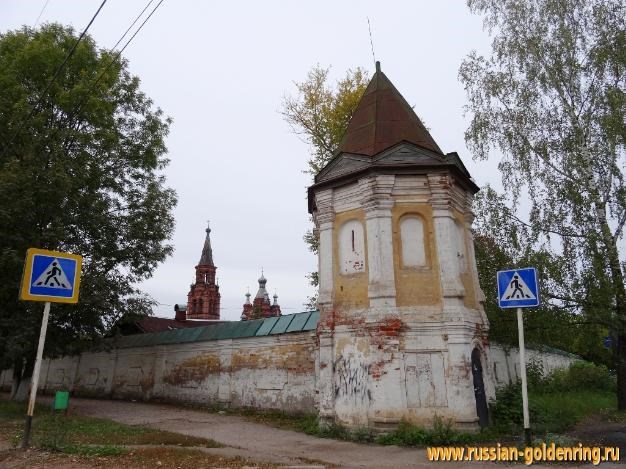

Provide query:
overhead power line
left=3, top=0, right=167, bottom=160
left=33, top=0, right=51, bottom=28
left=55, top=0, right=166, bottom=133
left=1, top=0, right=108, bottom=158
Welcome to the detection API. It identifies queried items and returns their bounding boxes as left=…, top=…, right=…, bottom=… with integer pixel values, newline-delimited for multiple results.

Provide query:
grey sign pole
left=516, top=306, right=531, bottom=446
left=20, top=301, right=51, bottom=448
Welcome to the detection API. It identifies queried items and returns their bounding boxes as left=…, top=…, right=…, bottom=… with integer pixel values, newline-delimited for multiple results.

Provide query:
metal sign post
left=22, top=301, right=51, bottom=448
left=18, top=248, right=82, bottom=448
left=497, top=267, right=540, bottom=447
left=516, top=307, right=531, bottom=446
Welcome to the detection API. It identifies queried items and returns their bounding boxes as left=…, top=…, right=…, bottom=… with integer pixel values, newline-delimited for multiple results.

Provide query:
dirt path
left=47, top=397, right=479, bottom=468
left=17, top=396, right=624, bottom=468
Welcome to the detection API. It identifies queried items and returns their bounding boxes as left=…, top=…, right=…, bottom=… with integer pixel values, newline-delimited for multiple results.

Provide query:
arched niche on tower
left=399, top=215, right=428, bottom=269
left=338, top=219, right=366, bottom=275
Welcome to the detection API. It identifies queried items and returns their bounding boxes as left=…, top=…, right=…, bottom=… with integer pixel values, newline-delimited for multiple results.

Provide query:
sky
left=1, top=0, right=500, bottom=320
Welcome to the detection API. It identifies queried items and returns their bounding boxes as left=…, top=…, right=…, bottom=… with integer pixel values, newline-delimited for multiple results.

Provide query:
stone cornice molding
left=314, top=189, right=335, bottom=225
left=427, top=174, right=453, bottom=213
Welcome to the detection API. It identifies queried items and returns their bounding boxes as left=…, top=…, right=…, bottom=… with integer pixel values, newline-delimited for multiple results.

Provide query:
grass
left=0, top=398, right=221, bottom=453
left=530, top=390, right=617, bottom=433
left=488, top=360, right=621, bottom=441
left=0, top=398, right=282, bottom=468
left=376, top=415, right=480, bottom=447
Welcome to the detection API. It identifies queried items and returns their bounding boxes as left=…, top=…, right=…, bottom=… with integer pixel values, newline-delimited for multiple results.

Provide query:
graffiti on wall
left=334, top=356, right=371, bottom=404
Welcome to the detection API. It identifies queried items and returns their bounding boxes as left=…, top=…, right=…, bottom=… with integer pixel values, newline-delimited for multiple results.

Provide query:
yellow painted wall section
left=392, top=204, right=442, bottom=308
left=453, top=209, right=478, bottom=310
left=333, top=209, right=370, bottom=310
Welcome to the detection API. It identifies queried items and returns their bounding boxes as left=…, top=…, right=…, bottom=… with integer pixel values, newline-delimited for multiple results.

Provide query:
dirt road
left=22, top=396, right=624, bottom=468
left=53, top=397, right=476, bottom=468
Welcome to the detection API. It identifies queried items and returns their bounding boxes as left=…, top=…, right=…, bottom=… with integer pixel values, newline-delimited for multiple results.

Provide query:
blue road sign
left=20, top=248, right=82, bottom=303
left=497, top=267, right=540, bottom=309
left=603, top=336, right=613, bottom=349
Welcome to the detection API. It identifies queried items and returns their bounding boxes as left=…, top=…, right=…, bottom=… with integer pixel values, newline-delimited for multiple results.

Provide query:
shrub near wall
left=490, top=362, right=616, bottom=434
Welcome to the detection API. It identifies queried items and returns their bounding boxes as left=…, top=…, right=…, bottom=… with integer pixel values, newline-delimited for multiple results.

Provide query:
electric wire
left=1, top=0, right=108, bottom=158
left=61, top=0, right=165, bottom=132
left=33, top=0, right=51, bottom=28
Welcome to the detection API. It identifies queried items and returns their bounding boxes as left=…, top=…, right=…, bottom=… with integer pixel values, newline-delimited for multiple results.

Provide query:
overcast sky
left=1, top=1, right=502, bottom=320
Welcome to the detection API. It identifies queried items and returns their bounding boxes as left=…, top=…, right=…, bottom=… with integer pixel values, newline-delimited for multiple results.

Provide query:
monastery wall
left=489, top=344, right=580, bottom=388
left=0, top=330, right=318, bottom=413
left=0, top=332, right=577, bottom=417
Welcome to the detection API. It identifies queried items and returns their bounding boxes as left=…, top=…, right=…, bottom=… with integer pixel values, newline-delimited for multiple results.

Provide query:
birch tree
left=460, top=0, right=626, bottom=407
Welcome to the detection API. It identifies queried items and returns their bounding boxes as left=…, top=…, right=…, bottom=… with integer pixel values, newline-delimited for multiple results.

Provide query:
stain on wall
left=164, top=353, right=220, bottom=387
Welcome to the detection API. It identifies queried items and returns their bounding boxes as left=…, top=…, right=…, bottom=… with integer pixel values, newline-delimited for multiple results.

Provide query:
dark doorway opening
left=471, top=347, right=489, bottom=427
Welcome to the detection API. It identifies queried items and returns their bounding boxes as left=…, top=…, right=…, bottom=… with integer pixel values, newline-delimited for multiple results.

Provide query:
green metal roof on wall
left=113, top=311, right=319, bottom=349
left=303, top=311, right=319, bottom=331
left=254, top=316, right=280, bottom=336
left=270, top=314, right=296, bottom=335
left=286, top=311, right=311, bottom=332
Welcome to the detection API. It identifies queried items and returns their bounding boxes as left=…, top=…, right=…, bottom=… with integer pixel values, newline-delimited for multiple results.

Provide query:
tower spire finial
left=199, top=220, right=214, bottom=266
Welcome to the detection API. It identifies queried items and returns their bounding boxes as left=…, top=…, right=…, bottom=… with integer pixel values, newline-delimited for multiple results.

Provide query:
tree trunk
left=597, top=213, right=626, bottom=410
left=617, top=327, right=626, bottom=410
left=13, top=356, right=34, bottom=402
left=9, top=358, right=23, bottom=399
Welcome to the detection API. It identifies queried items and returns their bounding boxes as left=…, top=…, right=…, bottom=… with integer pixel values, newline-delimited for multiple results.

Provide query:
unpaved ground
left=4, top=396, right=625, bottom=467
left=27, top=396, right=600, bottom=468
left=54, top=397, right=429, bottom=468
left=569, top=415, right=626, bottom=455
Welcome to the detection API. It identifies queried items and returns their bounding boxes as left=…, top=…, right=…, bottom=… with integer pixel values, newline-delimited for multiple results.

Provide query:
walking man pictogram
left=37, top=261, right=66, bottom=288
left=506, top=274, right=530, bottom=299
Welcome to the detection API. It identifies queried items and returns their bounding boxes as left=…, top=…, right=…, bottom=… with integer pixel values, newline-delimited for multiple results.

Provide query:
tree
left=282, top=65, right=370, bottom=176
left=0, top=24, right=176, bottom=397
left=281, top=65, right=369, bottom=308
left=473, top=194, right=612, bottom=365
left=460, top=0, right=626, bottom=407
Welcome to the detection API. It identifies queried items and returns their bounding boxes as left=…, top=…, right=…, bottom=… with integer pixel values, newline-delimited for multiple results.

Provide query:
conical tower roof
left=199, top=222, right=214, bottom=266
left=338, top=62, right=443, bottom=157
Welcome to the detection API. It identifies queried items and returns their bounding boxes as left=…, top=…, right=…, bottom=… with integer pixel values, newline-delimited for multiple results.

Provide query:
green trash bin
left=52, top=391, right=69, bottom=414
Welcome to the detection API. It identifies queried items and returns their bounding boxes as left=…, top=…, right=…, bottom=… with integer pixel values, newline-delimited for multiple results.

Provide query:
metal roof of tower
left=337, top=61, right=443, bottom=157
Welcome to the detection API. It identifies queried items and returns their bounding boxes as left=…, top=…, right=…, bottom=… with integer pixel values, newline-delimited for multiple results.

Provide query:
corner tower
left=187, top=222, right=221, bottom=320
left=308, top=62, right=494, bottom=430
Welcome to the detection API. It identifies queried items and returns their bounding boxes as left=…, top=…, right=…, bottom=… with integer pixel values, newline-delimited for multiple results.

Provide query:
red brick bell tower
left=186, top=222, right=220, bottom=320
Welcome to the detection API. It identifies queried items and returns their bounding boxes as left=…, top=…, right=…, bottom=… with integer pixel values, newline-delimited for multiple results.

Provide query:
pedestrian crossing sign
left=497, top=267, right=540, bottom=309
left=19, top=248, right=82, bottom=303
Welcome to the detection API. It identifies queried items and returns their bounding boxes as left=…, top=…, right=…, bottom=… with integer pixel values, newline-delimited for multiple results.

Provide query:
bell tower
left=187, top=222, right=220, bottom=320
left=308, top=62, right=494, bottom=430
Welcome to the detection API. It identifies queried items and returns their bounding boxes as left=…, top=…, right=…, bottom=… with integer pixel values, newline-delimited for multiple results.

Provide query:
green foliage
left=376, top=416, right=475, bottom=447
left=282, top=65, right=369, bottom=176
left=489, top=382, right=542, bottom=430
left=490, top=362, right=617, bottom=434
left=474, top=232, right=611, bottom=363
left=526, top=358, right=546, bottom=388
left=541, top=361, right=616, bottom=393
left=282, top=65, right=369, bottom=309
left=461, top=0, right=626, bottom=406
left=0, top=24, right=177, bottom=374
